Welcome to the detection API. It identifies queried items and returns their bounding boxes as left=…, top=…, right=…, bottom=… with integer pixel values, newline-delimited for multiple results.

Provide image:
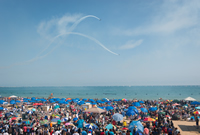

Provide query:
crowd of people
left=0, top=96, right=200, bottom=135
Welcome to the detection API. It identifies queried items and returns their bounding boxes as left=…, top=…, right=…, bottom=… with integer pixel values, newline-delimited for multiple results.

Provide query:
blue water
left=0, top=86, right=200, bottom=100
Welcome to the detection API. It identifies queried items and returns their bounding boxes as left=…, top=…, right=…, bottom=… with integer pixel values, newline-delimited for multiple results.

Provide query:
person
left=143, top=126, right=149, bottom=135
left=57, top=119, right=61, bottom=128
left=123, top=121, right=127, bottom=127
left=195, top=116, right=199, bottom=129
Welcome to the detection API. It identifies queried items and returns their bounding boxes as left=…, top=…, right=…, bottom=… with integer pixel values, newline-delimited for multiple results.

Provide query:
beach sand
left=173, top=120, right=200, bottom=135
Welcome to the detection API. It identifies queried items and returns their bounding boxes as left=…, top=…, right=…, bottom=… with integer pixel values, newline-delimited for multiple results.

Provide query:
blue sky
left=0, top=0, right=200, bottom=86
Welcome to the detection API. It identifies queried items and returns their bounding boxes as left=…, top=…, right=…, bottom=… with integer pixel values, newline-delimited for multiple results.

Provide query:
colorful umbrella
left=143, top=117, right=155, bottom=122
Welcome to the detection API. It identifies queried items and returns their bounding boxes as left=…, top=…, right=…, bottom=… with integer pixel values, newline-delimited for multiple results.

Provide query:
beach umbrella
left=61, top=117, right=68, bottom=122
left=173, top=99, right=180, bottom=103
left=105, top=124, right=116, bottom=130
left=0, top=100, right=5, bottom=104
left=112, top=113, right=123, bottom=121
left=194, top=111, right=199, bottom=114
left=73, top=117, right=78, bottom=121
left=139, top=101, right=144, bottom=104
left=128, top=106, right=137, bottom=110
left=149, top=107, right=157, bottom=112
left=50, top=101, right=55, bottom=103
left=40, top=120, right=49, bottom=125
left=191, top=101, right=200, bottom=105
left=30, top=100, right=35, bottom=103
left=10, top=101, right=16, bottom=104
left=89, top=99, right=95, bottom=102
left=122, top=98, right=127, bottom=102
left=126, top=110, right=136, bottom=116
left=121, top=127, right=129, bottom=130
left=65, top=122, right=75, bottom=126
left=133, top=109, right=139, bottom=114
left=106, top=106, right=114, bottom=111
left=27, top=110, right=33, bottom=114
left=11, top=117, right=17, bottom=120
left=172, top=103, right=180, bottom=106
left=113, top=99, right=119, bottom=102
left=23, top=100, right=28, bottom=102
left=143, top=117, right=155, bottom=122
left=67, top=100, right=72, bottom=102
left=159, top=112, right=166, bottom=115
left=51, top=118, right=60, bottom=122
left=15, top=100, right=21, bottom=103
left=32, top=108, right=36, bottom=111
left=140, top=108, right=148, bottom=113
left=129, top=121, right=144, bottom=133
left=84, top=107, right=106, bottom=113
left=31, top=97, right=36, bottom=100
left=85, top=123, right=98, bottom=129
left=54, top=105, right=60, bottom=109
left=98, top=106, right=105, bottom=110
left=132, top=102, right=141, bottom=107
left=41, top=99, right=47, bottom=102
left=195, top=107, right=200, bottom=109
left=0, top=107, right=4, bottom=110
left=82, top=98, right=87, bottom=101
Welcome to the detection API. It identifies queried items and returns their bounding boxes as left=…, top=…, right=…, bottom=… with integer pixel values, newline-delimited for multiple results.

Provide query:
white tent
left=9, top=95, right=17, bottom=98
left=185, top=97, right=196, bottom=101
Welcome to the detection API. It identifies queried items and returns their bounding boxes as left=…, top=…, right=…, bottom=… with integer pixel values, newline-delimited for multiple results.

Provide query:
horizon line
left=0, top=85, right=200, bottom=88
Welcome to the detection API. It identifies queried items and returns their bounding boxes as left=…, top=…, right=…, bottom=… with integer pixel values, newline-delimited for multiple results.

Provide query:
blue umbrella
left=41, top=99, right=47, bottom=102
left=30, top=100, right=35, bottom=103
left=82, top=98, right=87, bottom=101
left=106, top=106, right=114, bottom=111
left=129, top=121, right=144, bottom=133
left=10, top=101, right=16, bottom=104
left=195, top=107, right=200, bottom=109
left=140, top=108, right=148, bottom=113
left=149, top=107, right=157, bottom=112
left=128, top=106, right=137, bottom=110
left=15, top=100, right=21, bottom=103
left=73, top=117, right=78, bottom=121
left=50, top=101, right=55, bottom=103
left=31, top=97, right=36, bottom=100
left=126, top=110, right=136, bottom=116
left=0, top=100, right=5, bottom=104
left=133, top=109, right=139, bottom=114
left=139, top=101, right=144, bottom=104
left=85, top=123, right=98, bottom=129
left=105, top=124, right=115, bottom=130
left=98, top=106, right=105, bottom=110
left=113, top=99, right=119, bottom=102
left=132, top=102, right=141, bottom=107
left=89, top=99, right=95, bottom=102
left=112, top=113, right=123, bottom=121
left=0, top=107, right=4, bottom=110
left=191, top=101, right=200, bottom=105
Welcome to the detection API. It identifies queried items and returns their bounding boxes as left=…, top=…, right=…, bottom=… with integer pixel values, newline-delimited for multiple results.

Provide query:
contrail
left=38, top=32, right=119, bottom=58
left=37, top=15, right=100, bottom=57
left=0, top=32, right=119, bottom=69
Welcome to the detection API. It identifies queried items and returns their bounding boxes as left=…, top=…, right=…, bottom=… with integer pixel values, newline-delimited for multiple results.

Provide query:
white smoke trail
left=38, top=32, right=119, bottom=58
left=37, top=15, right=100, bottom=57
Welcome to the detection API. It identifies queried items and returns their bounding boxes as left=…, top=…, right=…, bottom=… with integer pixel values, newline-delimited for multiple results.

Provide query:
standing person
left=195, top=116, right=199, bottom=129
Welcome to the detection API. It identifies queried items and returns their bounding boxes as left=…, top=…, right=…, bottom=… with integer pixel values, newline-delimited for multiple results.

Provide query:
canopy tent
left=83, top=107, right=106, bottom=113
left=185, top=97, right=196, bottom=101
left=9, top=95, right=17, bottom=98
left=129, top=121, right=144, bottom=133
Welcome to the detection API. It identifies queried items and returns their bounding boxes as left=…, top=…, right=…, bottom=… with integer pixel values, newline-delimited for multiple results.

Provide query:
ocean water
left=0, top=86, right=200, bottom=101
